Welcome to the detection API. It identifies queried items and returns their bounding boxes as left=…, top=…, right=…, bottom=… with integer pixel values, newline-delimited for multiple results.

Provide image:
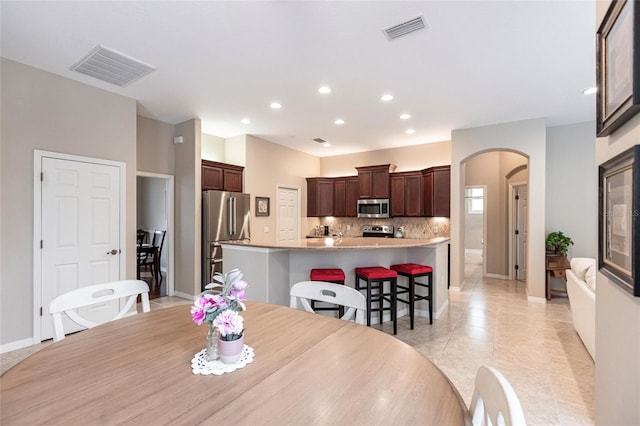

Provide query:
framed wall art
left=596, top=0, right=640, bottom=137
left=255, top=196, right=270, bottom=217
left=599, top=145, right=640, bottom=296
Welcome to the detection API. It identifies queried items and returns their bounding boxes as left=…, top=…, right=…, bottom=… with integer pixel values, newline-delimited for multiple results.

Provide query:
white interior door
left=40, top=157, right=121, bottom=340
left=514, top=184, right=528, bottom=281
left=277, top=187, right=299, bottom=241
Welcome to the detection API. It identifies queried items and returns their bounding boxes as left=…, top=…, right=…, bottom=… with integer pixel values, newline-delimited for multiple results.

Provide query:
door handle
left=107, top=249, right=119, bottom=255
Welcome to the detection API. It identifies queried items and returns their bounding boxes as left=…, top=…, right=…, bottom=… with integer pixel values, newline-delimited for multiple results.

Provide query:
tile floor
left=1, top=265, right=594, bottom=425
left=375, top=263, right=595, bottom=425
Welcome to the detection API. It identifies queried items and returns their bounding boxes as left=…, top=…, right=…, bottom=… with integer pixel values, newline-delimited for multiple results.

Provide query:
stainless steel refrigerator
left=202, top=190, right=251, bottom=290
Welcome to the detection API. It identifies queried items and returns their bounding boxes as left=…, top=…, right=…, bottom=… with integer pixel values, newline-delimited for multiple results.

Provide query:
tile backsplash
left=310, top=217, right=450, bottom=239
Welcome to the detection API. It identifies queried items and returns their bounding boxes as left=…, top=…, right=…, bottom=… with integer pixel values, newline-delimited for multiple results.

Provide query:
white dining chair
left=290, top=281, right=366, bottom=325
left=469, top=365, right=526, bottom=426
left=49, top=280, right=151, bottom=342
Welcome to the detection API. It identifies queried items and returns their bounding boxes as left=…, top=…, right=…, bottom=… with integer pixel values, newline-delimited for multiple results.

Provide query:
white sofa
left=565, top=257, right=596, bottom=360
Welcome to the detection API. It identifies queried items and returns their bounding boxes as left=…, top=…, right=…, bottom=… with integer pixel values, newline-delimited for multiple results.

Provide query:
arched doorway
left=461, top=150, right=529, bottom=285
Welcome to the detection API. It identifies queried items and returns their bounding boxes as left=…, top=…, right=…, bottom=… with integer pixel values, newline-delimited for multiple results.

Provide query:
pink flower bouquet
left=190, top=269, right=248, bottom=341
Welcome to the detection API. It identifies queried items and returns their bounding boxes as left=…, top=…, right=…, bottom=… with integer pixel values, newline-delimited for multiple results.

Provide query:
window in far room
left=466, top=187, right=484, bottom=214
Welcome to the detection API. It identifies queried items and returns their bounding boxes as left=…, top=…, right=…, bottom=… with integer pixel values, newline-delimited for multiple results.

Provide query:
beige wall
left=174, top=119, right=201, bottom=297
left=244, top=135, right=320, bottom=244
left=545, top=122, right=597, bottom=258
left=137, top=116, right=175, bottom=174
left=451, top=119, right=546, bottom=299
left=225, top=135, right=247, bottom=167
left=201, top=132, right=225, bottom=162
left=320, top=140, right=451, bottom=176
left=0, top=58, right=137, bottom=345
left=594, top=3, right=640, bottom=423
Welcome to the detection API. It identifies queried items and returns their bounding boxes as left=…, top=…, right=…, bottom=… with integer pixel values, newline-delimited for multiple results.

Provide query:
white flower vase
left=217, top=335, right=244, bottom=364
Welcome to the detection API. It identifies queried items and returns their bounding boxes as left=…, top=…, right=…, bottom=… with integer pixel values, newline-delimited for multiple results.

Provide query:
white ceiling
left=1, top=1, right=596, bottom=157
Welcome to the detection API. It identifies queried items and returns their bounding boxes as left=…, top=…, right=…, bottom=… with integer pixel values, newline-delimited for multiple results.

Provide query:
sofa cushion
left=570, top=257, right=596, bottom=281
left=585, top=264, right=596, bottom=292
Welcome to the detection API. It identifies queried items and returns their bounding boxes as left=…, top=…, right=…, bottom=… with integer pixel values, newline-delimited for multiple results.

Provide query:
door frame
left=276, top=185, right=301, bottom=241
left=136, top=171, right=175, bottom=297
left=508, top=181, right=528, bottom=281
left=33, top=150, right=126, bottom=342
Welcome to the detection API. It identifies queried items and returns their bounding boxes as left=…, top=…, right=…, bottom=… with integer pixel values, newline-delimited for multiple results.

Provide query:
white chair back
left=290, top=281, right=366, bottom=325
left=470, top=365, right=526, bottom=426
left=49, top=280, right=151, bottom=342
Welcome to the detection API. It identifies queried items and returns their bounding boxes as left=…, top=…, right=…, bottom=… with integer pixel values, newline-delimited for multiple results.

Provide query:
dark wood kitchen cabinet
left=333, top=176, right=359, bottom=217
left=202, top=160, right=244, bottom=192
left=391, top=171, right=423, bottom=217
left=345, top=177, right=359, bottom=217
left=306, top=177, right=334, bottom=217
left=356, top=164, right=396, bottom=199
left=422, top=165, right=451, bottom=217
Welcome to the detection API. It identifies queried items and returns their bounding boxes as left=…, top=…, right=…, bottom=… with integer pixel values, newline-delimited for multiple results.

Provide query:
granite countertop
left=221, top=236, right=450, bottom=250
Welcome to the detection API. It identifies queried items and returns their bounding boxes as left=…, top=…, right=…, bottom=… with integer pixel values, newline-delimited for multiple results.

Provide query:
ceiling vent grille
left=70, top=45, right=156, bottom=87
left=383, top=16, right=426, bottom=41
left=313, top=138, right=327, bottom=144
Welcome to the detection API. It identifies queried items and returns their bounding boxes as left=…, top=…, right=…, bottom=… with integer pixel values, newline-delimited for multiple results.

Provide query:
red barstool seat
left=309, top=268, right=346, bottom=316
left=355, top=266, right=398, bottom=335
left=310, top=268, right=346, bottom=282
left=390, top=263, right=434, bottom=328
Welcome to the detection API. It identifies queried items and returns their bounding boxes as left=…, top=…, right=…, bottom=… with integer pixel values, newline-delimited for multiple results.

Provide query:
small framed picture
left=256, top=196, right=270, bottom=217
left=599, top=145, right=640, bottom=296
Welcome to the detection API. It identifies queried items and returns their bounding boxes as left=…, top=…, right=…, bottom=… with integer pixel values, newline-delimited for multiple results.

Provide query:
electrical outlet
left=346, top=225, right=351, bottom=230
left=264, top=226, right=269, bottom=233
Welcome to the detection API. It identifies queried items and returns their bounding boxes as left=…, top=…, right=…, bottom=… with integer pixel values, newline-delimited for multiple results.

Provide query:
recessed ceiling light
left=270, top=102, right=282, bottom=109
left=334, top=119, right=345, bottom=125
left=240, top=118, right=251, bottom=124
left=406, top=128, right=416, bottom=134
left=323, top=142, right=331, bottom=147
left=318, top=86, right=331, bottom=94
left=380, top=94, right=394, bottom=102
left=583, top=87, right=597, bottom=95
left=400, top=113, right=411, bottom=120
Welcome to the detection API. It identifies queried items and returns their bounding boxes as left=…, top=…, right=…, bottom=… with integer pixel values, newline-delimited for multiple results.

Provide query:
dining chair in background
left=469, top=365, right=526, bottom=426
left=290, top=280, right=367, bottom=325
left=49, top=280, right=151, bottom=342
left=138, top=230, right=166, bottom=284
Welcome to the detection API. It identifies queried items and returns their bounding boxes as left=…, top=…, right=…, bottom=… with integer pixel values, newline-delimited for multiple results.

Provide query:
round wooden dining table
left=1, top=302, right=471, bottom=425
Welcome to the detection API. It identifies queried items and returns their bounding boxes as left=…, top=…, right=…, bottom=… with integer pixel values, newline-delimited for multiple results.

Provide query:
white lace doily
left=191, top=344, right=255, bottom=375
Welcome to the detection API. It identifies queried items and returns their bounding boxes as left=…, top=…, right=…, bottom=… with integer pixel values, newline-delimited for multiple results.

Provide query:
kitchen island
left=221, top=237, right=450, bottom=324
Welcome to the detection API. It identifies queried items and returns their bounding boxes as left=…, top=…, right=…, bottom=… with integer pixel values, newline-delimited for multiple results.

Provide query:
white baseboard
left=527, top=296, right=547, bottom=304
left=173, top=290, right=196, bottom=301
left=484, top=273, right=509, bottom=280
left=449, top=285, right=463, bottom=292
left=1, top=338, right=35, bottom=354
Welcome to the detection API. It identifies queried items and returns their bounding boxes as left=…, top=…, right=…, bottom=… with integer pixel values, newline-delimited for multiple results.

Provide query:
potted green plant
left=545, top=231, right=574, bottom=256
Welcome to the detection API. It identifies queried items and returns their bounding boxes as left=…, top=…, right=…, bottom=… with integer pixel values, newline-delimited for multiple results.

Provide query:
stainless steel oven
left=357, top=198, right=390, bottom=218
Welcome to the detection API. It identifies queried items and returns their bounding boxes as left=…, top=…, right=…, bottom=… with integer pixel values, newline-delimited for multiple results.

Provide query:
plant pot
left=217, top=335, right=244, bottom=364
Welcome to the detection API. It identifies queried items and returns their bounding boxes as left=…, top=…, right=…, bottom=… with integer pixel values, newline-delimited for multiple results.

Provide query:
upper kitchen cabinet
left=306, top=177, right=334, bottom=217
left=390, top=171, right=423, bottom=217
left=356, top=164, right=396, bottom=199
left=422, top=165, right=451, bottom=217
left=334, top=176, right=359, bottom=217
left=202, top=160, right=244, bottom=192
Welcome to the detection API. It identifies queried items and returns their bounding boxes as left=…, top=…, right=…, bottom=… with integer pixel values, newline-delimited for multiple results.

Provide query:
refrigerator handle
left=227, top=196, right=234, bottom=235
left=231, top=196, right=237, bottom=235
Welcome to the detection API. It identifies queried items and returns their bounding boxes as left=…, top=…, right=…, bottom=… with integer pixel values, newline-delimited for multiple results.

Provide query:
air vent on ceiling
left=313, top=138, right=327, bottom=144
left=70, top=45, right=156, bottom=87
left=383, top=15, right=426, bottom=41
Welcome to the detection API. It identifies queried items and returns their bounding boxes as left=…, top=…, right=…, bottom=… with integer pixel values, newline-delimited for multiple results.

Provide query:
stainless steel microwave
left=357, top=198, right=390, bottom=218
